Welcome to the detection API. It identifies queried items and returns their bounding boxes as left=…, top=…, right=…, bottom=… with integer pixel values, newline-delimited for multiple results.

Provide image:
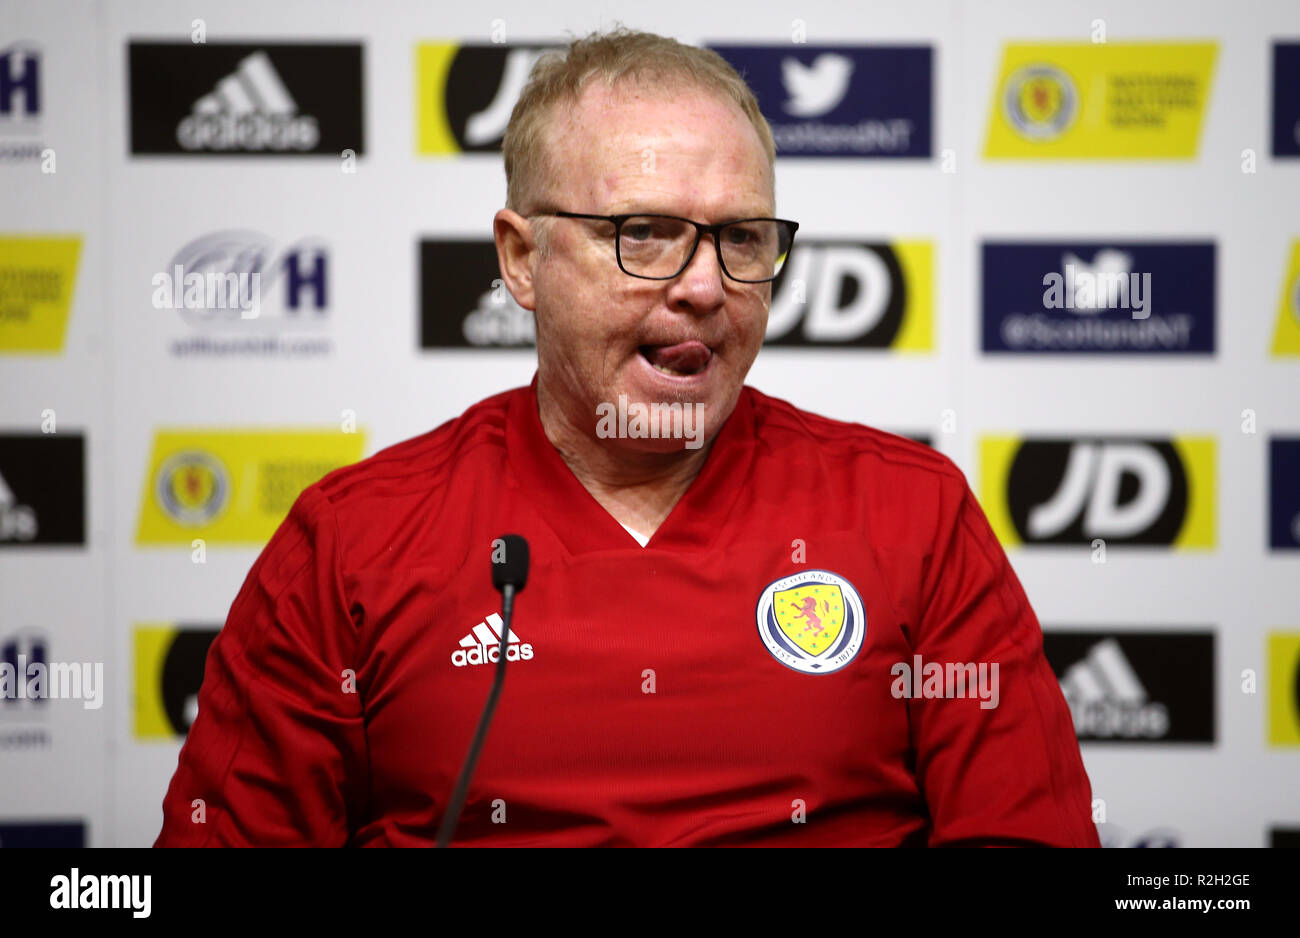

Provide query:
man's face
left=528, top=80, right=775, bottom=451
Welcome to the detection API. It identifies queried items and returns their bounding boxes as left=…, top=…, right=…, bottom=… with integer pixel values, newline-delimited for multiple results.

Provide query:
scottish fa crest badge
left=756, top=569, right=866, bottom=675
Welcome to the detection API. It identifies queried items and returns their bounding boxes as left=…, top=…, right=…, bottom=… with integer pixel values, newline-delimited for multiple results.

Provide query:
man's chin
left=594, top=429, right=713, bottom=456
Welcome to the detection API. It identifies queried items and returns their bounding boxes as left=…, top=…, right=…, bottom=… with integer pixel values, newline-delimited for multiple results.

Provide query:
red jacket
left=155, top=378, right=1100, bottom=846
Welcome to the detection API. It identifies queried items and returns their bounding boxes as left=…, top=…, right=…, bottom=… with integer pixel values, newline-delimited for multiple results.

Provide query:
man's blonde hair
left=502, top=26, right=776, bottom=229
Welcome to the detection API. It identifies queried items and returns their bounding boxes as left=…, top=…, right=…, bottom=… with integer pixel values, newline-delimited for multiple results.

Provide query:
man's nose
left=667, top=233, right=728, bottom=314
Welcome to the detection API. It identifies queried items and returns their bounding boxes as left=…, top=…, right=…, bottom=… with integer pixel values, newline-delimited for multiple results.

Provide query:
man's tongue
left=642, top=341, right=711, bottom=376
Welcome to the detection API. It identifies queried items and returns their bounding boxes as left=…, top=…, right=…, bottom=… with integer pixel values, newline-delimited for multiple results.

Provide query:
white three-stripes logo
left=176, top=51, right=320, bottom=151
left=196, top=51, right=295, bottom=117
left=1058, top=638, right=1169, bottom=738
left=450, top=613, right=534, bottom=667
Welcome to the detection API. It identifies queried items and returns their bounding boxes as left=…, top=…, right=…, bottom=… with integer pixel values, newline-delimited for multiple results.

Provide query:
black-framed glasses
left=529, top=211, right=799, bottom=283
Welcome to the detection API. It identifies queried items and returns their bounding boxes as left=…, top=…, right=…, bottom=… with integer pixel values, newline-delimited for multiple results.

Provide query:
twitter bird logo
left=781, top=53, right=854, bottom=117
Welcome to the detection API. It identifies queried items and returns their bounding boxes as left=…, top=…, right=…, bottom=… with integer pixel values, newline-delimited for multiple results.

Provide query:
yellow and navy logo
left=984, top=42, right=1216, bottom=158
left=0, top=235, right=82, bottom=354
left=1267, top=632, right=1300, bottom=746
left=756, top=569, right=865, bottom=675
left=136, top=428, right=364, bottom=545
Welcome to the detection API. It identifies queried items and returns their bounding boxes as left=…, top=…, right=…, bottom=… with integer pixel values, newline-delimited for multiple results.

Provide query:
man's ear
left=493, top=209, right=539, bottom=312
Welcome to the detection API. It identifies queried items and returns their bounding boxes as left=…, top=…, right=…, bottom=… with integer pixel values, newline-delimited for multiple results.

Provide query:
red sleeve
left=909, top=473, right=1100, bottom=847
left=154, top=486, right=366, bottom=846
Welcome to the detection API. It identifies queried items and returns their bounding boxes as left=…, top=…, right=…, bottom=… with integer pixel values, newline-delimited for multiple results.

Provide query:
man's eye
left=623, top=219, right=684, bottom=243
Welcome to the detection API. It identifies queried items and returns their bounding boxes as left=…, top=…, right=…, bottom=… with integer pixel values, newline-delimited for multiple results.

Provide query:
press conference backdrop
left=1, top=0, right=1298, bottom=848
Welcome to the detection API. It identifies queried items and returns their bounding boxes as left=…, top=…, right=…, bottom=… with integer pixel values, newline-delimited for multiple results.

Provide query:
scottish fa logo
left=155, top=451, right=229, bottom=525
left=1003, top=64, right=1077, bottom=141
left=756, top=569, right=866, bottom=675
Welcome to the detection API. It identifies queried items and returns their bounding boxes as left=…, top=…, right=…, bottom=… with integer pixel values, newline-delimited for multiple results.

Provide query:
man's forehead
left=548, top=80, right=774, bottom=217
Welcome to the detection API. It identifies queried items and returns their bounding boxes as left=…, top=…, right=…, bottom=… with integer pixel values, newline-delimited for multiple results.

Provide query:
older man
left=155, top=29, right=1099, bottom=847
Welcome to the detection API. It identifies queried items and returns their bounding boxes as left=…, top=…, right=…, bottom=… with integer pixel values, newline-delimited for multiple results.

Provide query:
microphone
left=435, top=534, right=530, bottom=847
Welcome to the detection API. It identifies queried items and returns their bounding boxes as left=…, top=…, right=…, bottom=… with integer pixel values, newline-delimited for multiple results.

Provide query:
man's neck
left=537, top=384, right=716, bottom=538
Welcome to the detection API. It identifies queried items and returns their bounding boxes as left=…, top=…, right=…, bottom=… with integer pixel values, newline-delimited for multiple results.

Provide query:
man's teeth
left=652, top=361, right=691, bottom=376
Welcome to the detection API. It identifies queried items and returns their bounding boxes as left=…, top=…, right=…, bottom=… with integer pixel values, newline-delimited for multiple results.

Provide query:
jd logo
left=1011, top=441, right=1186, bottom=543
left=160, top=629, right=219, bottom=734
left=452, top=47, right=550, bottom=148
left=767, top=242, right=906, bottom=346
left=416, top=44, right=558, bottom=154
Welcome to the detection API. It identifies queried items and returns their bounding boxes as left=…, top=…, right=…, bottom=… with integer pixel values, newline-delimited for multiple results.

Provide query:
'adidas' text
left=177, top=52, right=319, bottom=152
left=451, top=613, right=534, bottom=667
